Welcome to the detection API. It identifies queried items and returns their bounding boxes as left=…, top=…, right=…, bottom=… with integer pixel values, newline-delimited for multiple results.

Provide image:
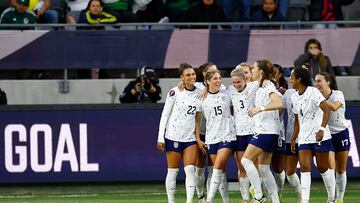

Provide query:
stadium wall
left=0, top=104, right=359, bottom=183
left=0, top=77, right=359, bottom=104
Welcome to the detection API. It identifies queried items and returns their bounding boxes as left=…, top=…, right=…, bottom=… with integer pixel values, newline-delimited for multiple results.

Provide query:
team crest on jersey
left=169, top=90, right=175, bottom=97
left=174, top=142, right=179, bottom=148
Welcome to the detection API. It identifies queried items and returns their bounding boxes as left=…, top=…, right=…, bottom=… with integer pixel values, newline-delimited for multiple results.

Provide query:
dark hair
left=262, top=0, right=277, bottom=3
left=273, top=64, right=288, bottom=89
left=304, top=38, right=327, bottom=69
left=316, top=72, right=338, bottom=90
left=197, top=62, right=215, bottom=82
left=292, top=67, right=312, bottom=87
left=204, top=69, right=221, bottom=88
left=86, top=0, right=104, bottom=10
left=179, top=63, right=193, bottom=76
left=256, top=59, right=274, bottom=86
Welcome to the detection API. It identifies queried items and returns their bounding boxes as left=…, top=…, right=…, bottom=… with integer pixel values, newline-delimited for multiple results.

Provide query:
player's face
left=207, top=72, right=222, bottom=91
left=274, top=68, right=282, bottom=81
left=181, top=68, right=196, bottom=86
left=252, top=62, right=261, bottom=81
left=231, top=75, right=246, bottom=91
left=315, top=74, right=329, bottom=91
left=89, top=0, right=102, bottom=15
left=289, top=72, right=300, bottom=90
left=240, top=66, right=252, bottom=83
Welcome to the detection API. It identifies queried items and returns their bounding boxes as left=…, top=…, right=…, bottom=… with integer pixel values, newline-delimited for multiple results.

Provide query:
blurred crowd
left=0, top=0, right=358, bottom=29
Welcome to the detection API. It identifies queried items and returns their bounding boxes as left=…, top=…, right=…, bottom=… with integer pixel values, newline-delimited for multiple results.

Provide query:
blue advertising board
left=0, top=105, right=359, bottom=183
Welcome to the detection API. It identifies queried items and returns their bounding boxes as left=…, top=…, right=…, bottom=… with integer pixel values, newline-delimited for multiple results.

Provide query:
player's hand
left=248, top=107, right=261, bottom=117
left=197, top=89, right=208, bottom=100
left=156, top=142, right=165, bottom=151
left=290, top=136, right=296, bottom=153
left=316, top=130, right=324, bottom=141
left=197, top=140, right=207, bottom=155
left=177, top=82, right=185, bottom=91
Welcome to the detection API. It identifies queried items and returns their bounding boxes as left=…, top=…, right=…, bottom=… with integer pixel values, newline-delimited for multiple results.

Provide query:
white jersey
left=194, top=82, right=226, bottom=135
left=327, top=90, right=348, bottom=134
left=157, top=86, right=202, bottom=143
left=229, top=81, right=258, bottom=136
left=196, top=89, right=236, bottom=145
left=282, top=89, right=297, bottom=143
left=253, top=82, right=282, bottom=135
left=291, top=87, right=331, bottom=145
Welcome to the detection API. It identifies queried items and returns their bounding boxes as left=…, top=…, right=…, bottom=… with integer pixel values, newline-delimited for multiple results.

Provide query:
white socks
left=195, top=167, right=205, bottom=199
left=321, top=169, right=336, bottom=202
left=219, top=172, right=230, bottom=203
left=274, top=170, right=286, bottom=196
left=336, top=172, right=347, bottom=201
left=300, top=172, right=311, bottom=203
left=287, top=173, right=301, bottom=197
left=184, top=165, right=196, bottom=203
left=165, top=168, right=179, bottom=203
left=206, top=166, right=213, bottom=194
left=206, top=168, right=223, bottom=203
left=241, top=158, right=263, bottom=200
left=239, top=177, right=250, bottom=201
left=259, top=164, right=280, bottom=203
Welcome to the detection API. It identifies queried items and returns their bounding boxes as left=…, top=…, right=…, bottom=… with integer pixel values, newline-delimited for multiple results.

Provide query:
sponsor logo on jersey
left=169, top=90, right=175, bottom=97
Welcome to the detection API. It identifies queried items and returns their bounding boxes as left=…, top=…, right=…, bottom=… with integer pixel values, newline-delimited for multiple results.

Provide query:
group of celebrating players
left=157, top=60, right=350, bottom=203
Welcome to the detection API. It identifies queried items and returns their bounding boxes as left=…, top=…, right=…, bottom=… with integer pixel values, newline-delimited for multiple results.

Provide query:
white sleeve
left=157, top=88, right=177, bottom=143
left=282, top=91, right=288, bottom=109
left=291, top=95, right=299, bottom=114
left=333, top=91, right=345, bottom=107
left=313, top=88, right=326, bottom=106
left=264, top=82, right=281, bottom=97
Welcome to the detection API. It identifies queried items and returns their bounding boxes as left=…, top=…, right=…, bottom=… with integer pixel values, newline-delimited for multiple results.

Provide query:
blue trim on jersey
left=165, top=138, right=197, bottom=153
left=298, top=139, right=334, bottom=153
left=331, top=128, right=351, bottom=152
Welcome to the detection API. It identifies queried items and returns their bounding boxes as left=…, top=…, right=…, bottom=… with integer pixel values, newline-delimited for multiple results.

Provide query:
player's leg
left=285, top=152, right=301, bottom=202
left=241, top=144, right=265, bottom=202
left=195, top=134, right=206, bottom=202
left=165, top=148, right=181, bottom=203
left=236, top=151, right=250, bottom=202
left=183, top=142, right=198, bottom=203
left=316, top=140, right=336, bottom=203
left=259, top=152, right=279, bottom=203
left=206, top=143, right=233, bottom=203
left=298, top=147, right=313, bottom=203
left=272, top=139, right=286, bottom=198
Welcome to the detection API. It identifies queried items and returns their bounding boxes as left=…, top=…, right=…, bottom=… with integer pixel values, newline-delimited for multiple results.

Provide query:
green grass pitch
left=0, top=180, right=359, bottom=202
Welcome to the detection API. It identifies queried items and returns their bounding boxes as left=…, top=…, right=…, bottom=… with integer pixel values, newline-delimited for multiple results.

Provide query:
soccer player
left=195, top=70, right=236, bottom=203
left=228, top=68, right=258, bottom=203
left=157, top=63, right=201, bottom=203
left=193, top=62, right=228, bottom=203
left=315, top=72, right=350, bottom=203
left=282, top=87, right=302, bottom=202
left=235, top=62, right=253, bottom=83
left=241, top=59, right=283, bottom=203
left=290, top=68, right=335, bottom=203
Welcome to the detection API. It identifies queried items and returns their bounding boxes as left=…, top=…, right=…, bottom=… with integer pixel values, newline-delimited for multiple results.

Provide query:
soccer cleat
left=249, top=186, right=255, bottom=199
left=335, top=200, right=343, bottom=203
left=252, top=195, right=266, bottom=203
left=198, top=195, right=206, bottom=203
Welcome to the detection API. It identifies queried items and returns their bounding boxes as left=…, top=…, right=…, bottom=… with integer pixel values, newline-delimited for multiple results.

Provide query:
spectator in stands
left=166, top=0, right=196, bottom=22
left=184, top=0, right=229, bottom=28
left=308, top=0, right=355, bottom=29
left=102, top=0, right=137, bottom=22
left=78, top=0, right=117, bottom=29
left=120, top=66, right=161, bottom=103
left=11, top=0, right=58, bottom=24
left=0, top=0, right=38, bottom=30
left=252, top=0, right=285, bottom=29
left=216, top=0, right=251, bottom=23
left=133, top=0, right=166, bottom=22
left=294, top=38, right=335, bottom=78
left=66, top=0, right=88, bottom=24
